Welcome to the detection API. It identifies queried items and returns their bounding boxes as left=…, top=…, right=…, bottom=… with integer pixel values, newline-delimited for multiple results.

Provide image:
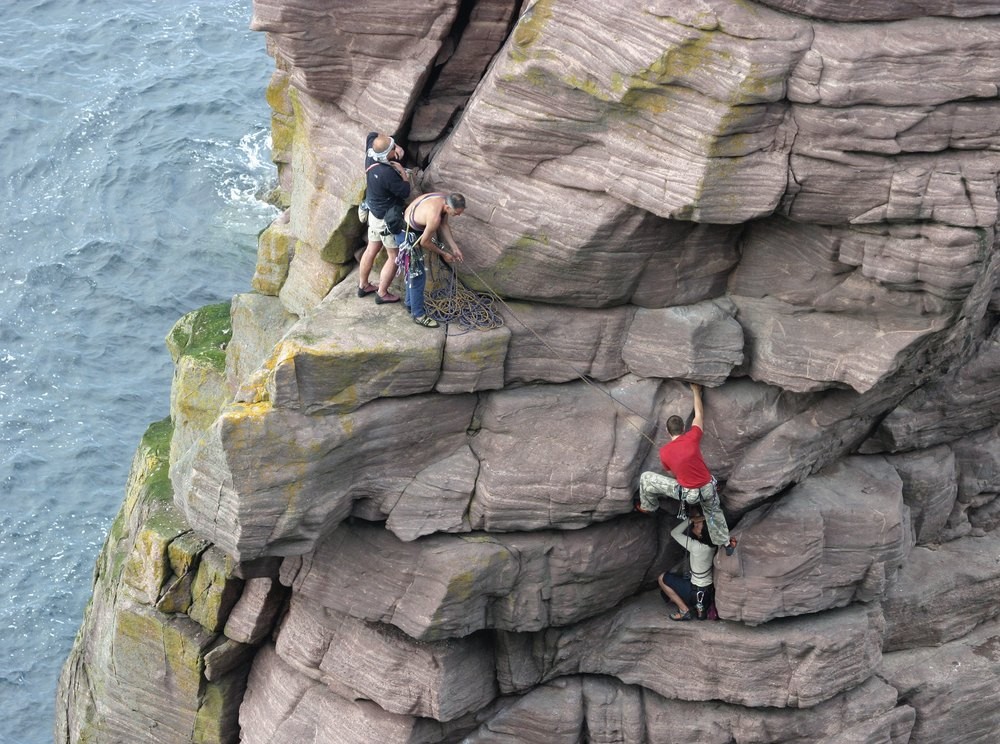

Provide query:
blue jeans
left=406, top=267, right=426, bottom=318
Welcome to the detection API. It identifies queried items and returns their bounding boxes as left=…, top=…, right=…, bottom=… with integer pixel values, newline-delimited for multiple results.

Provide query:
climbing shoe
left=413, top=314, right=439, bottom=328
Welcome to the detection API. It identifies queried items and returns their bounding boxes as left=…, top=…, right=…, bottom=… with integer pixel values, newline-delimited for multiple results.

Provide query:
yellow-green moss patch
left=166, top=302, right=233, bottom=373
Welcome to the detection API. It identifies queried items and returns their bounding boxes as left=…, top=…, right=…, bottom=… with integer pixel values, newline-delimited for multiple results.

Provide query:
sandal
left=375, top=292, right=400, bottom=304
left=357, top=282, right=378, bottom=297
left=671, top=610, right=693, bottom=622
left=412, top=314, right=439, bottom=328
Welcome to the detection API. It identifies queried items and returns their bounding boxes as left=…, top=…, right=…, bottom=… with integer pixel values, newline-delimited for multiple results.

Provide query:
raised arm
left=690, top=383, right=704, bottom=431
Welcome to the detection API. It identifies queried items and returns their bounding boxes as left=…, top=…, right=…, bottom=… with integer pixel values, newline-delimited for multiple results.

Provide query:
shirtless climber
left=636, top=383, right=738, bottom=555
left=396, top=192, right=466, bottom=328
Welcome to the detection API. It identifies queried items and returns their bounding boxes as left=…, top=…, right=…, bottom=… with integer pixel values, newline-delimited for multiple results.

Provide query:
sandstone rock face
left=275, top=596, right=498, bottom=722
left=58, top=0, right=1000, bottom=742
left=495, top=598, right=883, bottom=709
left=881, top=532, right=1000, bottom=652
left=756, top=0, right=1000, bottom=22
left=463, top=675, right=914, bottom=744
left=881, top=614, right=1000, bottom=744
left=715, top=456, right=912, bottom=625
left=280, top=519, right=659, bottom=640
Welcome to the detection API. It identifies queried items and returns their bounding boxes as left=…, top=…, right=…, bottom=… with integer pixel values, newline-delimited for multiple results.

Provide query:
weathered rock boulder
left=951, top=424, right=1000, bottom=535
left=756, top=0, right=1000, bottom=22
left=467, top=376, right=658, bottom=531
left=239, top=644, right=490, bottom=744
left=885, top=445, right=958, bottom=545
left=462, top=675, right=914, bottom=744
left=715, top=456, right=912, bottom=625
left=280, top=518, right=659, bottom=641
left=56, top=422, right=253, bottom=744
left=881, top=614, right=1000, bottom=744
left=166, top=302, right=232, bottom=466
left=170, top=392, right=477, bottom=560
left=865, top=322, right=1000, bottom=451
left=496, top=595, right=884, bottom=709
left=622, top=298, right=744, bottom=385
left=274, top=596, right=497, bottom=721
left=226, top=292, right=296, bottom=402
left=881, top=532, right=1000, bottom=651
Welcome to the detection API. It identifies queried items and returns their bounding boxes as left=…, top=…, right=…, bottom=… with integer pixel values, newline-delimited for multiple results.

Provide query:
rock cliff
left=57, top=1, right=1000, bottom=742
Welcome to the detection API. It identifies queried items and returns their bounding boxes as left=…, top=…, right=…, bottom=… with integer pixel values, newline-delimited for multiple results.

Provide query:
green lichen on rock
left=166, top=302, right=233, bottom=373
left=188, top=546, right=244, bottom=633
left=319, top=203, right=365, bottom=265
left=121, top=508, right=190, bottom=604
left=167, top=302, right=233, bottom=467
left=193, top=671, right=247, bottom=744
left=266, top=71, right=295, bottom=159
left=509, top=0, right=554, bottom=63
left=169, top=531, right=212, bottom=577
left=252, top=221, right=295, bottom=295
left=99, top=418, right=175, bottom=588
left=58, top=411, right=255, bottom=744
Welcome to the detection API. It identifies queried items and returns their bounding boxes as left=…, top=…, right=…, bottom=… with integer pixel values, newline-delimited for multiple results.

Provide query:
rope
left=424, top=258, right=504, bottom=332
left=423, top=248, right=659, bottom=447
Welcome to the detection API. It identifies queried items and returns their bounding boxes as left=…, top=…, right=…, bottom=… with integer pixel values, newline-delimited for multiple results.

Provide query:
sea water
left=0, top=1, right=277, bottom=740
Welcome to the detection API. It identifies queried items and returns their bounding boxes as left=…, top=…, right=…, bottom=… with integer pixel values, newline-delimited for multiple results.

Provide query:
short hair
left=445, top=193, right=466, bottom=210
left=666, top=415, right=685, bottom=436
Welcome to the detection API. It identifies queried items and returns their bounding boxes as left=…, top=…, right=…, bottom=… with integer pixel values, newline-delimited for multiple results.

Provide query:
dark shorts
left=660, top=573, right=713, bottom=609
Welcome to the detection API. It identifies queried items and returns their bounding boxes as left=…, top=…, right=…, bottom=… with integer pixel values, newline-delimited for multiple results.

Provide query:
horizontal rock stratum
left=57, top=1, right=1000, bottom=742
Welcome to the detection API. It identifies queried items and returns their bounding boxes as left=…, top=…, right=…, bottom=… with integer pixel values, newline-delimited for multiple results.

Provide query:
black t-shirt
left=364, top=131, right=410, bottom=218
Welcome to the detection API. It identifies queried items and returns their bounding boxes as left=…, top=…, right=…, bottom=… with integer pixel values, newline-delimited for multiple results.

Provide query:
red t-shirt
left=659, top=426, right=712, bottom=488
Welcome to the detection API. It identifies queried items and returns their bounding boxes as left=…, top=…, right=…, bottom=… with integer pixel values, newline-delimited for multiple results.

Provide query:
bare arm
left=690, top=383, right=704, bottom=431
left=438, top=215, right=463, bottom=262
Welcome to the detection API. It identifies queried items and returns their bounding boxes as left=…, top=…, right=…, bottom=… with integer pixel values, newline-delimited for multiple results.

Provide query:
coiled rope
left=424, top=256, right=504, bottom=332
left=422, top=249, right=659, bottom=447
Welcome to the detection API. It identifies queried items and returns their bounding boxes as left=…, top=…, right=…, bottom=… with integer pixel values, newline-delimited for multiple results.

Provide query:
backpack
left=382, top=203, right=406, bottom=235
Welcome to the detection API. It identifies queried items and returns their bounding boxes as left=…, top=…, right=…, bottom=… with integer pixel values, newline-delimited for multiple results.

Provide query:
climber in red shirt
left=635, top=383, right=737, bottom=555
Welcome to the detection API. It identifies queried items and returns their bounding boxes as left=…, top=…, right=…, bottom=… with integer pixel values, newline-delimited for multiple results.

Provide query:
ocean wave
left=0, top=3, right=274, bottom=739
